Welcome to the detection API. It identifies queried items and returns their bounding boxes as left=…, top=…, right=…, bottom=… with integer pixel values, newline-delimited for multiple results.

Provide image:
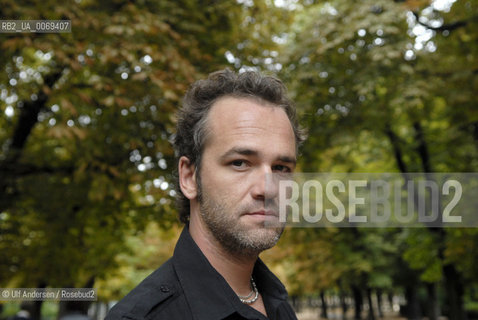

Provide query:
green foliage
left=402, top=229, right=443, bottom=282
left=445, top=228, right=478, bottom=282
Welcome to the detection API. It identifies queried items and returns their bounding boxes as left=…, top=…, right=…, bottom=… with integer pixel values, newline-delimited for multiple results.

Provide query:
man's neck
left=189, top=215, right=257, bottom=297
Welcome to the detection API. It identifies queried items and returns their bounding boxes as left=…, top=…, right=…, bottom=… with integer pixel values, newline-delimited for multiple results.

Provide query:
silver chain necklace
left=237, top=277, right=259, bottom=304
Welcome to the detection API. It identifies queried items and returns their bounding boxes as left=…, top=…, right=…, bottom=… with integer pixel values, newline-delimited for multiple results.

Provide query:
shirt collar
left=172, top=226, right=289, bottom=320
left=253, top=259, right=289, bottom=301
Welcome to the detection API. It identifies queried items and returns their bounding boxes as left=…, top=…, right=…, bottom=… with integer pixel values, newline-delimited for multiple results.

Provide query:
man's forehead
left=203, top=96, right=296, bottom=154
left=207, top=96, right=288, bottom=127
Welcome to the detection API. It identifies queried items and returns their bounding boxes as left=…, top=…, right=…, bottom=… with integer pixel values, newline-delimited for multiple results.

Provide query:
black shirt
left=105, top=227, right=297, bottom=320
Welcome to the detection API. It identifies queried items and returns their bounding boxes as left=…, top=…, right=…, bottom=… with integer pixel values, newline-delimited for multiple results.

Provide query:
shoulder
left=105, top=259, right=191, bottom=320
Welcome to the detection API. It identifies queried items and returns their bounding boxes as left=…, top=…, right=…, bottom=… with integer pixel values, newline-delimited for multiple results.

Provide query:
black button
left=160, top=285, right=170, bottom=293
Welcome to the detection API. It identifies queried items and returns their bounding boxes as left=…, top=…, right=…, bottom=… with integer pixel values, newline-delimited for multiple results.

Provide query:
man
left=106, top=69, right=305, bottom=320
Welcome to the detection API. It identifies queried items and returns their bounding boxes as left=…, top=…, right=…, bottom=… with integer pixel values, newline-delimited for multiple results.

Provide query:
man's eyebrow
left=220, top=147, right=297, bottom=165
left=220, top=147, right=259, bottom=160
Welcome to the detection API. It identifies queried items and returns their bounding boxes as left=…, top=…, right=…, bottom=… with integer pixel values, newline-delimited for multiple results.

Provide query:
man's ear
left=178, top=156, right=198, bottom=200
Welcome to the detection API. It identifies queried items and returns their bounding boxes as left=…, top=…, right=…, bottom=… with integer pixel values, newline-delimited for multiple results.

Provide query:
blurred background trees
left=1, top=0, right=477, bottom=319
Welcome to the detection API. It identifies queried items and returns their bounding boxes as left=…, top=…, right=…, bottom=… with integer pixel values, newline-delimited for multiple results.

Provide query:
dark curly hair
left=173, top=69, right=305, bottom=223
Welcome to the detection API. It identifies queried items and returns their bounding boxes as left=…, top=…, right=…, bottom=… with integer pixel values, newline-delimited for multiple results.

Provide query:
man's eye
left=231, top=160, right=247, bottom=168
left=272, top=165, right=291, bottom=173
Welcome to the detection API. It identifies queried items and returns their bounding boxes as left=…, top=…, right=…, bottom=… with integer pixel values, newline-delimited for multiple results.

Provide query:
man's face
left=197, top=96, right=296, bottom=257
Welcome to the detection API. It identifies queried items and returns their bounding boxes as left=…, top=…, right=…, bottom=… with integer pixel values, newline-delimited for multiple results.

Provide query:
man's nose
left=250, top=166, right=279, bottom=200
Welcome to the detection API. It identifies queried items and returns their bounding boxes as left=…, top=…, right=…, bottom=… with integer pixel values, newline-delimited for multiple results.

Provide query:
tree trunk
left=426, top=282, right=439, bottom=320
left=387, top=291, right=394, bottom=312
left=352, top=285, right=363, bottom=320
left=376, top=289, right=383, bottom=318
left=366, top=288, right=375, bottom=320
left=412, top=121, right=467, bottom=320
left=384, top=125, right=409, bottom=173
left=0, top=70, right=62, bottom=212
left=444, top=264, right=466, bottom=320
left=320, top=290, right=328, bottom=319
left=340, top=288, right=348, bottom=320
left=404, top=285, right=421, bottom=320
left=31, top=282, right=47, bottom=320
left=31, top=300, right=43, bottom=320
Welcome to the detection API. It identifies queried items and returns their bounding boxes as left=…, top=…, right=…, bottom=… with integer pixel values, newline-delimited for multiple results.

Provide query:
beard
left=198, top=190, right=284, bottom=258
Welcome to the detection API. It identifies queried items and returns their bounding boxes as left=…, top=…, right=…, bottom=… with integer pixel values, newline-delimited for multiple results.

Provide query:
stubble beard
left=198, top=191, right=284, bottom=258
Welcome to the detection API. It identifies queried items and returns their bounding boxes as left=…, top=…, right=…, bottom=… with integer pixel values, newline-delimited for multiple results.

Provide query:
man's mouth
left=245, top=210, right=278, bottom=217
